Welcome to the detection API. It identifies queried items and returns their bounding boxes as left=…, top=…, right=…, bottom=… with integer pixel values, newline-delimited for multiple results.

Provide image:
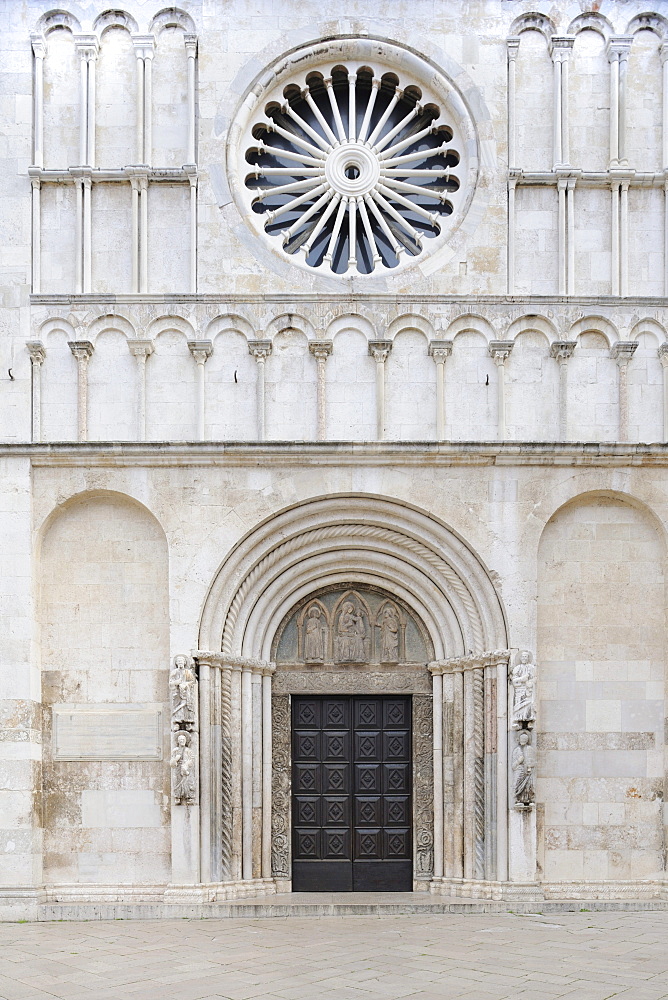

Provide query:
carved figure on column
left=170, top=730, right=197, bottom=805
left=512, top=730, right=535, bottom=809
left=170, top=654, right=198, bottom=730
left=304, top=605, right=326, bottom=662
left=379, top=605, right=400, bottom=663
left=335, top=601, right=367, bottom=662
left=510, top=650, right=536, bottom=729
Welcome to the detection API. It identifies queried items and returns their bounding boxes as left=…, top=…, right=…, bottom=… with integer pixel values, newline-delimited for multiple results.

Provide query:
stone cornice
left=10, top=441, right=668, bottom=468
left=429, top=650, right=511, bottom=673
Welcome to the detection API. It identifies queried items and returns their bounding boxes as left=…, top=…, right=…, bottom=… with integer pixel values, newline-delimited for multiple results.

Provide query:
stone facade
left=2, top=0, right=668, bottom=916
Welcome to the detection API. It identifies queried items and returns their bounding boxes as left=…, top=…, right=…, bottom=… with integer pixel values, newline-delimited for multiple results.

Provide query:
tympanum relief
left=274, top=586, right=430, bottom=667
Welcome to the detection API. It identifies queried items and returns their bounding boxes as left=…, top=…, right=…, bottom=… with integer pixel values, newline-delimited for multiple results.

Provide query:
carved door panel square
left=323, top=763, right=349, bottom=793
left=323, top=828, right=350, bottom=858
left=323, top=699, right=349, bottom=728
left=384, top=796, right=409, bottom=825
left=383, top=731, right=409, bottom=760
left=323, top=731, right=349, bottom=759
left=355, top=829, right=382, bottom=858
left=292, top=695, right=412, bottom=892
left=355, top=795, right=381, bottom=826
left=383, top=829, right=410, bottom=858
left=294, top=731, right=320, bottom=759
left=384, top=699, right=409, bottom=727
left=355, top=700, right=381, bottom=729
left=355, top=731, right=381, bottom=760
left=323, top=796, right=349, bottom=825
left=354, top=763, right=381, bottom=793
left=294, top=796, right=319, bottom=826
left=294, top=763, right=319, bottom=792
left=294, top=829, right=320, bottom=858
left=295, top=700, right=320, bottom=728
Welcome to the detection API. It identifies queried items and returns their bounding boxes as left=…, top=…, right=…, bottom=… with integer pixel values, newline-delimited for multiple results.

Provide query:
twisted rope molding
left=219, top=666, right=233, bottom=881
left=473, top=666, right=486, bottom=880
left=221, top=522, right=490, bottom=655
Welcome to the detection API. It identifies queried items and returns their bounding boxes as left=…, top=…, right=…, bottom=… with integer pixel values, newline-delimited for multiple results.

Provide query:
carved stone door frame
left=270, top=670, right=434, bottom=892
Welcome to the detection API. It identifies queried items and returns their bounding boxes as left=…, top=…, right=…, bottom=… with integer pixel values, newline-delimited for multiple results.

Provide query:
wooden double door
left=291, top=695, right=412, bottom=891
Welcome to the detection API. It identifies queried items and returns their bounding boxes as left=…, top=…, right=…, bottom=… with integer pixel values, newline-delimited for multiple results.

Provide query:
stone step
left=9, top=892, right=668, bottom=922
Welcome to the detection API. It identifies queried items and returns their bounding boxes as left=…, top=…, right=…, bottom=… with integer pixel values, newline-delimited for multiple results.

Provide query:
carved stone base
left=430, top=878, right=668, bottom=901
left=430, top=878, right=543, bottom=900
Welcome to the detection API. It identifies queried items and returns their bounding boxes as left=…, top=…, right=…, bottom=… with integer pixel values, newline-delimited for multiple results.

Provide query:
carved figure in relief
left=380, top=605, right=400, bottom=662
left=512, top=730, right=535, bottom=808
left=510, top=650, right=536, bottom=729
left=170, top=654, right=197, bottom=729
left=303, top=606, right=325, bottom=661
left=170, top=731, right=197, bottom=804
left=335, top=601, right=367, bottom=662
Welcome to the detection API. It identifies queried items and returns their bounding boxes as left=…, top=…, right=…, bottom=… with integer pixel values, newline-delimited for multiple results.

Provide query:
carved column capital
left=661, top=41, right=668, bottom=66
left=188, top=339, right=213, bottom=365
left=248, top=339, right=272, bottom=363
left=611, top=340, right=638, bottom=365
left=659, top=343, right=668, bottom=367
left=131, top=33, right=156, bottom=60
left=68, top=340, right=94, bottom=362
left=428, top=340, right=453, bottom=363
left=550, top=340, right=577, bottom=362
left=488, top=340, right=513, bottom=364
left=506, top=37, right=520, bottom=61
left=309, top=340, right=333, bottom=362
left=128, top=339, right=154, bottom=358
left=368, top=340, right=392, bottom=363
left=31, top=33, right=46, bottom=59
left=26, top=340, right=46, bottom=365
left=606, top=36, right=633, bottom=63
left=549, top=36, right=574, bottom=62
left=74, top=34, right=99, bottom=61
left=184, top=33, right=198, bottom=58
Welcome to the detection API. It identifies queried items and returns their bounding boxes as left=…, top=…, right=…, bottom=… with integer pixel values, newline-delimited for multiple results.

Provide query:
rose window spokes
left=244, top=67, right=460, bottom=274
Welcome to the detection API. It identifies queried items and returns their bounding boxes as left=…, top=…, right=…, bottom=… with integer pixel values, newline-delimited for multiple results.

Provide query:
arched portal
left=195, top=495, right=509, bottom=894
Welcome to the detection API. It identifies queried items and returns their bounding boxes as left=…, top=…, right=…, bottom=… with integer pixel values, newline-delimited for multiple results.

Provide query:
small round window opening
left=244, top=66, right=462, bottom=275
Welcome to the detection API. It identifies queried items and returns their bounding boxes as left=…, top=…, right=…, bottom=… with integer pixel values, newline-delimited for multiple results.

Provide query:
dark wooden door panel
left=292, top=694, right=412, bottom=892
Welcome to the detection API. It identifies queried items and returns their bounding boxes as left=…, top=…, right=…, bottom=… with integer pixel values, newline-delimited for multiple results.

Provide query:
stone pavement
left=0, top=910, right=667, bottom=1000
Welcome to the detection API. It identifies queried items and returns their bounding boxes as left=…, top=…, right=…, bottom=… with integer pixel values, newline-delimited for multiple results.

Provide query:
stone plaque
left=52, top=705, right=163, bottom=761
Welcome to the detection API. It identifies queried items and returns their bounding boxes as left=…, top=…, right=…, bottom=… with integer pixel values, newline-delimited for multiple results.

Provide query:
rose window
left=239, top=59, right=465, bottom=276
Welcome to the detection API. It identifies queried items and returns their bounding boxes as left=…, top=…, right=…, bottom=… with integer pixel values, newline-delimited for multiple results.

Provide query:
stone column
left=611, top=178, right=620, bottom=295
left=248, top=340, right=272, bottom=441
left=567, top=177, right=576, bottom=295
left=507, top=175, right=517, bottom=294
left=251, top=669, right=262, bottom=877
left=659, top=344, right=668, bottom=441
left=483, top=664, right=497, bottom=881
left=488, top=341, right=513, bottom=441
left=132, top=36, right=145, bottom=162
left=550, top=341, right=577, bottom=441
left=82, top=173, right=92, bottom=292
left=368, top=340, right=392, bottom=440
left=187, top=168, right=197, bottom=294
left=68, top=341, right=94, bottom=442
left=241, top=662, right=253, bottom=880
left=188, top=340, right=213, bottom=441
left=507, top=38, right=520, bottom=169
left=495, top=655, right=509, bottom=883
left=139, top=173, right=149, bottom=292
left=75, top=176, right=83, bottom=293
left=550, top=37, right=573, bottom=167
left=27, top=342, right=46, bottom=443
left=128, top=340, right=154, bottom=441
left=428, top=341, right=452, bottom=439
left=611, top=341, right=638, bottom=442
left=462, top=668, right=476, bottom=880
left=197, top=658, right=212, bottom=884
left=662, top=43, right=668, bottom=170
left=132, top=35, right=155, bottom=164
left=230, top=661, right=243, bottom=880
left=29, top=172, right=40, bottom=294
left=31, top=35, right=46, bottom=168
left=557, top=175, right=567, bottom=295
left=261, top=665, right=273, bottom=878
left=607, top=37, right=633, bottom=166
left=74, top=36, right=98, bottom=166
left=620, top=177, right=629, bottom=297
left=309, top=340, right=333, bottom=441
left=184, top=35, right=198, bottom=164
